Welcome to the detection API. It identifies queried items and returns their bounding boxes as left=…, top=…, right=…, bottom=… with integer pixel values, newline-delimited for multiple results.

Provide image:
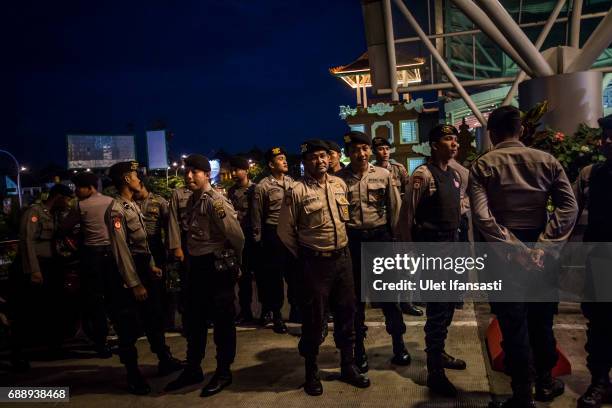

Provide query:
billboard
left=146, top=130, right=168, bottom=169
left=67, top=134, right=136, bottom=169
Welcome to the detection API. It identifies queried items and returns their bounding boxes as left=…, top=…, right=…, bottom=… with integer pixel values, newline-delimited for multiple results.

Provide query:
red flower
left=553, top=132, right=565, bottom=142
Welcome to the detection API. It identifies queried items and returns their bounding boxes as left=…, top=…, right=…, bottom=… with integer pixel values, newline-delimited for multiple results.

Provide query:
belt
left=347, top=225, right=389, bottom=240
left=298, top=246, right=348, bottom=258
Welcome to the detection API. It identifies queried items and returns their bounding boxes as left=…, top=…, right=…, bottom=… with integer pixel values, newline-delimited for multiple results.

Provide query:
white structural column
left=450, top=0, right=535, bottom=77
left=567, top=8, right=612, bottom=73
left=570, top=0, right=583, bottom=48
left=502, top=0, right=567, bottom=105
left=475, top=0, right=555, bottom=77
left=392, top=0, right=487, bottom=127
left=356, top=74, right=362, bottom=106
left=382, top=0, right=399, bottom=101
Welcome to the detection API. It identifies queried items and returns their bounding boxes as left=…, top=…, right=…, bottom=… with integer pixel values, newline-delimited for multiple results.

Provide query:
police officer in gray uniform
left=470, top=107, right=578, bottom=408
left=61, top=172, right=113, bottom=358
left=337, top=131, right=410, bottom=371
left=165, top=154, right=244, bottom=397
left=372, top=136, right=424, bottom=317
left=134, top=181, right=169, bottom=267
left=228, top=156, right=257, bottom=323
left=12, top=184, right=73, bottom=367
left=251, top=147, right=294, bottom=332
left=106, top=162, right=183, bottom=395
left=278, top=139, right=370, bottom=396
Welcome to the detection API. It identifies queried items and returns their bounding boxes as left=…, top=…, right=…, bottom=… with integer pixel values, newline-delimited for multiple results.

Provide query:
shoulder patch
left=213, top=200, right=226, bottom=219
left=113, top=216, right=122, bottom=230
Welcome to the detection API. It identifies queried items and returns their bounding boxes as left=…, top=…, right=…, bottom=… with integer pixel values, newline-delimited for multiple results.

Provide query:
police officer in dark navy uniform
left=106, top=162, right=183, bottom=395
left=470, top=107, right=578, bottom=408
left=278, top=139, right=370, bottom=396
left=574, top=114, right=612, bottom=408
left=227, top=156, right=257, bottom=324
left=399, top=124, right=467, bottom=397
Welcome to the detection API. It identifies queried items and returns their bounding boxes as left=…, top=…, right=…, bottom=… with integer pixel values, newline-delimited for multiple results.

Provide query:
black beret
left=429, top=124, right=459, bottom=144
left=343, top=130, right=371, bottom=147
left=372, top=136, right=393, bottom=149
left=49, top=183, right=73, bottom=198
left=300, top=139, right=330, bottom=156
left=183, top=154, right=211, bottom=172
left=72, top=172, right=99, bottom=188
left=598, top=114, right=612, bottom=130
left=264, top=146, right=287, bottom=163
left=108, top=161, right=139, bottom=184
left=229, top=156, right=250, bottom=170
left=325, top=140, right=342, bottom=153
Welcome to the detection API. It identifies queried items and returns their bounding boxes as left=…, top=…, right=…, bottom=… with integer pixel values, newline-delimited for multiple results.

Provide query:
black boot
left=200, top=369, right=232, bottom=397
left=534, top=371, right=564, bottom=402
left=340, top=350, right=370, bottom=388
left=391, top=335, right=411, bottom=366
left=126, top=366, right=151, bottom=395
left=272, top=311, right=288, bottom=334
left=489, top=382, right=535, bottom=408
left=578, top=378, right=612, bottom=408
left=441, top=351, right=466, bottom=370
left=355, top=342, right=369, bottom=373
left=426, top=369, right=457, bottom=397
left=304, top=358, right=323, bottom=396
left=157, top=350, right=185, bottom=376
left=164, top=365, right=204, bottom=392
left=400, top=302, right=424, bottom=316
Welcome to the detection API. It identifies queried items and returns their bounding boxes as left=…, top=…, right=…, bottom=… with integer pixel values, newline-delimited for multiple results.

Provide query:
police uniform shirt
left=228, top=180, right=255, bottom=232
left=136, top=192, right=169, bottom=240
left=168, top=187, right=193, bottom=250
left=469, top=140, right=578, bottom=246
left=448, top=159, right=470, bottom=216
left=185, top=186, right=245, bottom=259
left=377, top=159, right=409, bottom=195
left=277, top=174, right=350, bottom=257
left=76, top=192, right=114, bottom=246
left=251, top=174, right=294, bottom=242
left=106, top=197, right=152, bottom=288
left=399, top=164, right=462, bottom=242
left=336, top=163, right=401, bottom=234
left=573, top=161, right=612, bottom=241
left=19, top=203, right=55, bottom=275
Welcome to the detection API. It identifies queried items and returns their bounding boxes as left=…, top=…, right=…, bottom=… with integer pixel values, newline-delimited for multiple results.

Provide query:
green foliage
left=146, top=175, right=184, bottom=199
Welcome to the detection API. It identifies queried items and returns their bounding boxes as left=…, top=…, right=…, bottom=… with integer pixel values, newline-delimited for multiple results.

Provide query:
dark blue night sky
left=5, top=0, right=370, bottom=168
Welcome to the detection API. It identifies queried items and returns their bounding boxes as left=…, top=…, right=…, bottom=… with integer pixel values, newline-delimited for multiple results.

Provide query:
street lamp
left=172, top=162, right=178, bottom=177
left=0, top=149, right=23, bottom=208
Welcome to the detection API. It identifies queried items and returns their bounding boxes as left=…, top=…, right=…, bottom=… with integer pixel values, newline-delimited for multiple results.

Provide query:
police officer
left=469, top=106, right=578, bottom=408
left=251, top=147, right=294, bottom=332
left=227, top=156, right=257, bottom=324
left=326, top=140, right=345, bottom=175
left=372, top=135, right=423, bottom=317
left=106, top=162, right=183, bottom=395
left=13, top=184, right=73, bottom=365
left=336, top=131, right=410, bottom=372
left=399, top=124, right=467, bottom=397
left=134, top=181, right=169, bottom=267
left=278, top=139, right=370, bottom=396
left=165, top=154, right=244, bottom=397
left=573, top=114, right=612, bottom=408
left=61, top=172, right=113, bottom=358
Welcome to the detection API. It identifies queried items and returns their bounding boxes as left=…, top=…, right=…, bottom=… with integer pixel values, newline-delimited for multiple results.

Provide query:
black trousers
left=184, top=253, right=236, bottom=371
left=490, top=228, right=558, bottom=386
left=237, top=238, right=256, bottom=316
left=80, top=246, right=113, bottom=347
left=297, top=247, right=356, bottom=359
left=414, top=228, right=458, bottom=366
left=108, top=253, right=168, bottom=367
left=347, top=227, right=406, bottom=353
left=582, top=302, right=612, bottom=381
left=257, top=225, right=296, bottom=314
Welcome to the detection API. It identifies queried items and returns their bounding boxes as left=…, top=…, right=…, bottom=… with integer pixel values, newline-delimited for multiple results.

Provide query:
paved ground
left=0, top=303, right=605, bottom=408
